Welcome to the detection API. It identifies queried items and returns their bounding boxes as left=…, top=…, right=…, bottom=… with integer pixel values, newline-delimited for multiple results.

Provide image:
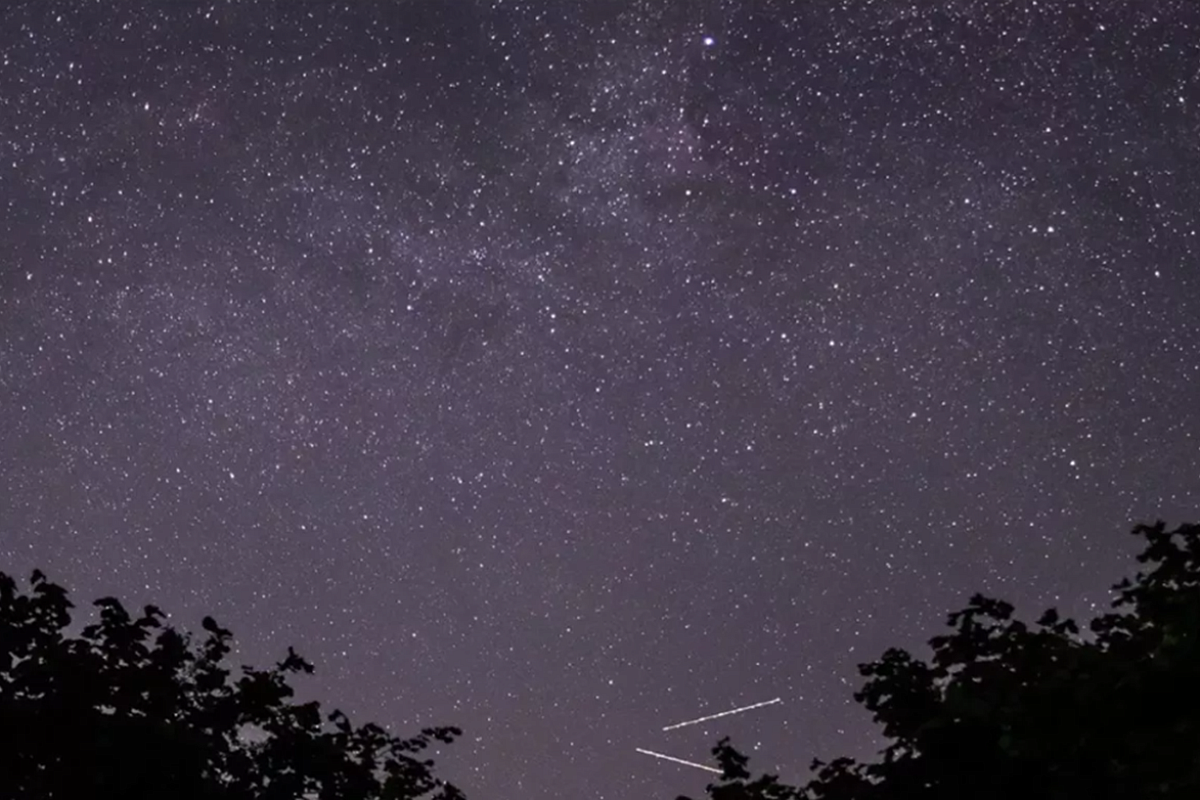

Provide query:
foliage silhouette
left=678, top=521, right=1200, bottom=800
left=0, top=570, right=463, bottom=800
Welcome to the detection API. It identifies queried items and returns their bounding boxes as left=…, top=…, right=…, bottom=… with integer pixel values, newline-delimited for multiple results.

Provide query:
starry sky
left=2, top=1, right=1199, bottom=797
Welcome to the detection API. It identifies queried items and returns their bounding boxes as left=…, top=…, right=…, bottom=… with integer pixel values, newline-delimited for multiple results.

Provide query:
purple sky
left=2, top=2, right=1198, bottom=798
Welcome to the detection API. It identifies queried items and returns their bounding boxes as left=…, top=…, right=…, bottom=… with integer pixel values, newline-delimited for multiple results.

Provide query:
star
left=2, top=3, right=1197, bottom=799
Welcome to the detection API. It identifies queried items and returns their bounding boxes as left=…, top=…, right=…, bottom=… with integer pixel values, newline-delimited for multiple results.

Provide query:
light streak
left=635, top=748, right=722, bottom=774
left=661, top=697, right=782, bottom=731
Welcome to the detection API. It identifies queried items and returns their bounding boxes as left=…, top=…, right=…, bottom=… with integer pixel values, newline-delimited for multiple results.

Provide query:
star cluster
left=2, top=2, right=1198, bottom=798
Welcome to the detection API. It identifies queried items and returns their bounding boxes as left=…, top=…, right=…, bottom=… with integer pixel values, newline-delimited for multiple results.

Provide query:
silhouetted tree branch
left=0, top=570, right=462, bottom=799
left=678, top=521, right=1200, bottom=800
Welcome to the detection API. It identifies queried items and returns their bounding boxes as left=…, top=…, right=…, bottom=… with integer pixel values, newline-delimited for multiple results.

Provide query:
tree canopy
left=680, top=521, right=1200, bottom=800
left=6, top=521, right=1198, bottom=799
left=0, top=570, right=462, bottom=800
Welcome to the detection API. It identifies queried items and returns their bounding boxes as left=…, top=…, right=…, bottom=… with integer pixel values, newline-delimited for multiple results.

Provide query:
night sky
left=2, top=1, right=1199, bottom=798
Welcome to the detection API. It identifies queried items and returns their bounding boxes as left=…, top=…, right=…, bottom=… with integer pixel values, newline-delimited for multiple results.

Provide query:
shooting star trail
left=635, top=748, right=723, bottom=774
left=662, top=697, right=782, bottom=731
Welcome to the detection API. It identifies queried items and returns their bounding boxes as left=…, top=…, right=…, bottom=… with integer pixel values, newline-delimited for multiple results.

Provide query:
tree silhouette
left=678, top=521, right=1200, bottom=800
left=0, top=570, right=463, bottom=800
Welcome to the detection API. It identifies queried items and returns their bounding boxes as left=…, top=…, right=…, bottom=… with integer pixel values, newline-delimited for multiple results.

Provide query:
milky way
left=2, top=2, right=1199, bottom=798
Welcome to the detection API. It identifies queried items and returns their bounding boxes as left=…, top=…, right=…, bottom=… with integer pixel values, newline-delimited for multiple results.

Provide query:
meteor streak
left=661, top=697, right=782, bottom=731
left=635, top=748, right=722, bottom=774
